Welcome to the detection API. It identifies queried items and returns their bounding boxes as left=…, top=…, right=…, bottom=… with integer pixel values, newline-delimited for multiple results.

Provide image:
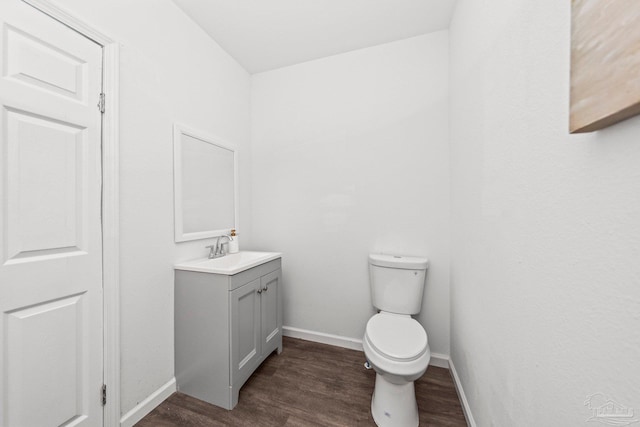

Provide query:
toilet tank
left=369, top=254, right=429, bottom=315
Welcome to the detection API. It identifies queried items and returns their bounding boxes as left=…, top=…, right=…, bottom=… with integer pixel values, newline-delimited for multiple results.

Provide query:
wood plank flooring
left=136, top=337, right=467, bottom=427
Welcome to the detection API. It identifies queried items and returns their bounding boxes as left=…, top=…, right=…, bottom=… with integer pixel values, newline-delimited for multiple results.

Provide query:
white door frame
left=21, top=0, right=121, bottom=425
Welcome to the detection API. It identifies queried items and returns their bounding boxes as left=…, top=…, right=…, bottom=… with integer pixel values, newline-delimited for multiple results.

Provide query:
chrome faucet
left=206, top=235, right=231, bottom=259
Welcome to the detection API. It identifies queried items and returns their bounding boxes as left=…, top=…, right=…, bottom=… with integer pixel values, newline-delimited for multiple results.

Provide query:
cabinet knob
left=263, top=286, right=268, bottom=292
left=257, top=288, right=262, bottom=294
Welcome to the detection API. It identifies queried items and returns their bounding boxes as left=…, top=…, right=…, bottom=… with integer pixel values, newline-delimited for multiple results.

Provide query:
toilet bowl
left=363, top=312, right=430, bottom=427
left=364, top=253, right=430, bottom=427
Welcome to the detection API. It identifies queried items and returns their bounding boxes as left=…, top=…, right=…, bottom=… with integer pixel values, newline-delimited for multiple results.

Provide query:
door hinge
left=102, top=384, right=107, bottom=406
left=98, top=93, right=105, bottom=114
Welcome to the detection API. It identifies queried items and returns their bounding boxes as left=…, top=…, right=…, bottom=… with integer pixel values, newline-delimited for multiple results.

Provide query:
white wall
left=251, top=32, right=450, bottom=356
left=51, top=0, right=251, bottom=416
left=450, top=0, right=640, bottom=425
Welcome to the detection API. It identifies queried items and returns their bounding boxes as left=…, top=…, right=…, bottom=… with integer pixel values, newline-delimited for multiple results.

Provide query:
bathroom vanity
left=174, top=252, right=282, bottom=409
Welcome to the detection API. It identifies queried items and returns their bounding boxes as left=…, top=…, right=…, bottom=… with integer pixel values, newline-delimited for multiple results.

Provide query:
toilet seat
left=365, top=313, right=428, bottom=362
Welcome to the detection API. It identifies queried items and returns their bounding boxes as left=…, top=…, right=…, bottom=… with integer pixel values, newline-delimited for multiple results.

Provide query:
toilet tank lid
left=369, top=254, right=429, bottom=270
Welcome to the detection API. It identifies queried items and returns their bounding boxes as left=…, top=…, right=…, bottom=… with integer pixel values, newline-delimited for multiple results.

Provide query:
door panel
left=230, top=279, right=261, bottom=387
left=0, top=1, right=104, bottom=426
left=5, top=24, right=88, bottom=101
left=4, top=108, right=87, bottom=262
left=5, top=294, right=88, bottom=427
left=260, top=270, right=281, bottom=354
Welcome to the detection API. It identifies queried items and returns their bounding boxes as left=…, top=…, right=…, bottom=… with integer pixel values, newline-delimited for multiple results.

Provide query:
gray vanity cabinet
left=175, top=258, right=282, bottom=410
left=230, top=269, right=282, bottom=391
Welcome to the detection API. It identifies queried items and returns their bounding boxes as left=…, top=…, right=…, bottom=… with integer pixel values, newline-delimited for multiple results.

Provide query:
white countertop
left=174, top=251, right=282, bottom=275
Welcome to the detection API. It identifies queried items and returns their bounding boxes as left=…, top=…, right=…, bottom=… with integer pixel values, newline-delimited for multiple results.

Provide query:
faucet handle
left=205, top=244, right=216, bottom=259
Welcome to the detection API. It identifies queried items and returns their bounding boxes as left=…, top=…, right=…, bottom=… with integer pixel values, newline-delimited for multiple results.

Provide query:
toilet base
left=370, top=373, right=419, bottom=427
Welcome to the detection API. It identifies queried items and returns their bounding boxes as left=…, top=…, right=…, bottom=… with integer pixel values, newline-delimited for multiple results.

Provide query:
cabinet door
left=230, top=278, right=261, bottom=388
left=260, top=269, right=282, bottom=355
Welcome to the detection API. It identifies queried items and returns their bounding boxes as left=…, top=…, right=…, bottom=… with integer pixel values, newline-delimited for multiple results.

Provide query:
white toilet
left=363, top=253, right=430, bottom=427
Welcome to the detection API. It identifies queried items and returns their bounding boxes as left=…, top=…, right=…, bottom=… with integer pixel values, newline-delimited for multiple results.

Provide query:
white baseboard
left=429, top=352, right=450, bottom=369
left=283, top=325, right=450, bottom=369
left=120, top=377, right=176, bottom=427
left=448, top=359, right=476, bottom=427
left=283, top=325, right=364, bottom=351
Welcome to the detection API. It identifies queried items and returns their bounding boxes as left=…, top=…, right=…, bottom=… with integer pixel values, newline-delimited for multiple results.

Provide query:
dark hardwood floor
left=136, top=337, right=468, bottom=427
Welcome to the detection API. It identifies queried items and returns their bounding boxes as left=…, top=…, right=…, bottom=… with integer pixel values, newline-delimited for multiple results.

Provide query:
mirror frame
left=173, top=123, right=239, bottom=242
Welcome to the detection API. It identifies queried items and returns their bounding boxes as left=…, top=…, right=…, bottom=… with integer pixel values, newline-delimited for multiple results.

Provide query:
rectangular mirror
left=173, top=123, right=238, bottom=242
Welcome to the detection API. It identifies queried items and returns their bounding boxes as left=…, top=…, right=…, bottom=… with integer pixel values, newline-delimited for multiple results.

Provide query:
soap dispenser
left=228, top=229, right=239, bottom=254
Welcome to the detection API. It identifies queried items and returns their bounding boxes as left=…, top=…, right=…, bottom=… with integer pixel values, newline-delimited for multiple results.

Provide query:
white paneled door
left=0, top=1, right=104, bottom=426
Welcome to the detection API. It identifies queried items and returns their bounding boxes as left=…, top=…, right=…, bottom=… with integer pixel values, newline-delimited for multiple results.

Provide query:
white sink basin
left=174, top=251, right=282, bottom=275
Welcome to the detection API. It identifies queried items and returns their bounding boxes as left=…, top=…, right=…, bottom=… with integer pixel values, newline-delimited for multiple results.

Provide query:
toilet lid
left=365, top=313, right=428, bottom=361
